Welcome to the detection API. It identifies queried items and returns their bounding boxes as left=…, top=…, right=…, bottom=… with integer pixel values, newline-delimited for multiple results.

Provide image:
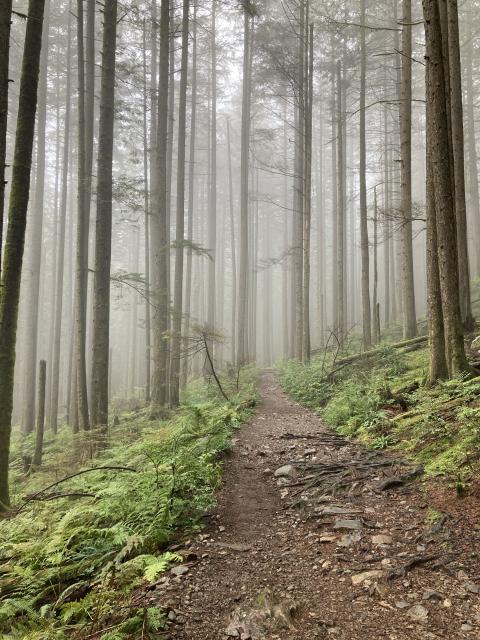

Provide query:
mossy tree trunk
left=0, top=0, right=46, bottom=511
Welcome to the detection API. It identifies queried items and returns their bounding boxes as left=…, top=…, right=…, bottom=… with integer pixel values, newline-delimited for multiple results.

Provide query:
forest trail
left=137, top=374, right=480, bottom=639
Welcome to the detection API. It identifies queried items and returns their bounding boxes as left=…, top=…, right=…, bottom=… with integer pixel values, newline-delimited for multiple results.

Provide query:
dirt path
left=143, top=374, right=480, bottom=639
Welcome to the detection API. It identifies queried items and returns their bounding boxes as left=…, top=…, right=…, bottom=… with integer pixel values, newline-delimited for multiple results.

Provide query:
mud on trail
left=137, top=373, right=480, bottom=639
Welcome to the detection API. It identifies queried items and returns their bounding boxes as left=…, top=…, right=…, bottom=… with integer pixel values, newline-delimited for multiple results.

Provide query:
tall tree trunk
left=21, top=0, right=50, bottom=434
left=237, top=11, right=252, bottom=366
left=372, top=188, right=380, bottom=344
left=182, top=2, right=197, bottom=386
left=75, top=0, right=90, bottom=430
left=170, top=0, right=190, bottom=407
left=207, top=0, right=217, bottom=360
left=50, top=10, right=72, bottom=434
left=445, top=0, right=473, bottom=329
left=423, top=0, right=470, bottom=377
left=336, top=60, right=345, bottom=342
left=330, top=61, right=338, bottom=333
left=359, top=0, right=371, bottom=348
left=400, top=0, right=417, bottom=339
left=0, top=0, right=46, bottom=511
left=303, top=23, right=313, bottom=362
left=90, top=0, right=118, bottom=427
left=425, top=53, right=448, bottom=383
left=151, top=0, right=170, bottom=408
left=383, top=98, right=390, bottom=327
left=465, top=14, right=480, bottom=276
left=0, top=0, right=12, bottom=279
left=226, top=118, right=237, bottom=365
left=294, top=0, right=305, bottom=360
left=142, top=18, right=151, bottom=402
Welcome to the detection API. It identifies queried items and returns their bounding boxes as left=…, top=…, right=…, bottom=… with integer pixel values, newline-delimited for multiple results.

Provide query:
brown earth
left=135, top=373, right=480, bottom=639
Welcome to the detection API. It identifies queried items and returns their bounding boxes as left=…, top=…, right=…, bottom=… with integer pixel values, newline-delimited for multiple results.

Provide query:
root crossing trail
left=143, top=374, right=480, bottom=639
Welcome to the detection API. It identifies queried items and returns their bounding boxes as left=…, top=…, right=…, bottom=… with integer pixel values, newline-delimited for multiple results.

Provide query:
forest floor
left=136, top=372, right=480, bottom=640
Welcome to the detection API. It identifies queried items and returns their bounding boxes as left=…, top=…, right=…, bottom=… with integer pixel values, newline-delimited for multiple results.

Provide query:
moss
left=279, top=346, right=480, bottom=481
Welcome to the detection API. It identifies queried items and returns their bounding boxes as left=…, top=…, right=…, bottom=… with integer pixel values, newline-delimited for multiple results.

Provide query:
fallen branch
left=16, top=466, right=136, bottom=514
left=386, top=554, right=439, bottom=580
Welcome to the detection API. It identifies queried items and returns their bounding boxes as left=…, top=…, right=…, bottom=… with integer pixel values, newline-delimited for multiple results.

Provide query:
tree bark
left=423, top=0, right=471, bottom=377
left=445, top=0, right=473, bottom=329
left=303, top=23, right=313, bottom=362
left=90, top=0, right=118, bottom=427
left=0, top=0, right=12, bottom=279
left=0, top=0, right=46, bottom=511
left=150, top=0, right=170, bottom=408
left=50, top=11, right=72, bottom=434
left=169, top=0, right=190, bottom=407
left=360, top=0, right=372, bottom=348
left=237, top=11, right=252, bottom=366
left=400, top=0, right=417, bottom=339
left=21, top=0, right=50, bottom=434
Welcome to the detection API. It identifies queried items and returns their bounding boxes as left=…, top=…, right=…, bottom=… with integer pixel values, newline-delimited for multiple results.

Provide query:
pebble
left=334, top=519, right=363, bottom=531
left=372, top=534, right=393, bottom=545
left=351, top=570, right=383, bottom=586
left=171, top=565, right=190, bottom=577
left=274, top=464, right=296, bottom=478
left=407, top=604, right=429, bottom=622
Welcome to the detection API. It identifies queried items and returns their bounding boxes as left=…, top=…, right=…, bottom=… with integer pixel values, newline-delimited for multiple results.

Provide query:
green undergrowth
left=0, top=368, right=257, bottom=639
left=278, top=344, right=480, bottom=485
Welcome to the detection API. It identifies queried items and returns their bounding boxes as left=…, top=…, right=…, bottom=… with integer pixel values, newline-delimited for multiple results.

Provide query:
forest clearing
left=2, top=0, right=480, bottom=637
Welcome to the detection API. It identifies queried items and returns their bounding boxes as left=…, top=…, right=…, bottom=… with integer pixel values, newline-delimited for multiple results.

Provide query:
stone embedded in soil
left=334, top=519, right=363, bottom=531
left=465, top=582, right=480, bottom=594
left=395, top=601, right=410, bottom=609
left=224, top=623, right=240, bottom=637
left=319, top=535, right=337, bottom=543
left=337, top=531, right=362, bottom=547
left=371, top=534, right=393, bottom=545
left=320, top=506, right=360, bottom=516
left=461, top=624, right=474, bottom=632
left=171, top=565, right=189, bottom=577
left=351, top=570, right=383, bottom=586
left=422, top=590, right=442, bottom=601
left=274, top=464, right=296, bottom=479
left=407, top=604, right=429, bottom=622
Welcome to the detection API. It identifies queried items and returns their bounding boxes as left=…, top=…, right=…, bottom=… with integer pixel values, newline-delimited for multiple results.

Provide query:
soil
left=135, top=373, right=480, bottom=639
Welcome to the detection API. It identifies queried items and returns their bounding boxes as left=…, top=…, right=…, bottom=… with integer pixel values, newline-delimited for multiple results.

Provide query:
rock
left=171, top=565, right=189, bottom=577
left=395, top=601, right=410, bottom=609
left=319, top=535, right=337, bottom=543
left=443, top=599, right=452, bottom=608
left=337, top=532, right=362, bottom=547
left=277, top=477, right=291, bottom=486
left=422, top=590, right=442, bottom=601
left=321, top=506, right=360, bottom=516
left=351, top=570, right=383, bottom=586
left=407, top=604, right=429, bottom=622
left=304, top=448, right=317, bottom=456
left=168, top=610, right=177, bottom=621
left=471, top=336, right=480, bottom=351
left=274, top=465, right=296, bottom=479
left=224, top=623, right=240, bottom=637
left=240, top=634, right=252, bottom=640
left=465, top=582, right=480, bottom=594
left=372, top=534, right=393, bottom=545
left=461, top=624, right=474, bottom=632
left=334, top=519, right=363, bottom=531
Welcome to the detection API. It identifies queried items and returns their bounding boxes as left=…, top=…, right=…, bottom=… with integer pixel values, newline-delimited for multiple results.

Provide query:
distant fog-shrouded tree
left=75, top=0, right=90, bottom=430
left=0, top=0, right=46, bottom=511
left=151, top=0, right=170, bottom=408
left=170, top=0, right=190, bottom=407
left=359, top=0, right=371, bottom=349
left=91, top=0, right=118, bottom=427
left=400, top=0, right=417, bottom=340
left=49, top=9, right=73, bottom=434
left=237, top=3, right=254, bottom=367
